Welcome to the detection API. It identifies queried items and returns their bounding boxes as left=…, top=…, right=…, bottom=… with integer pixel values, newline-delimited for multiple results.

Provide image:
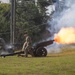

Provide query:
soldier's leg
left=22, top=42, right=26, bottom=51
left=24, top=46, right=28, bottom=57
left=25, top=49, right=28, bottom=57
left=18, top=43, right=26, bottom=57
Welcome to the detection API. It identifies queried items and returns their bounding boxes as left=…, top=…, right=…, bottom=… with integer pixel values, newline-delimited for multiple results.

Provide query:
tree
left=0, top=0, right=53, bottom=44
left=0, top=3, right=10, bottom=42
left=15, top=0, right=53, bottom=44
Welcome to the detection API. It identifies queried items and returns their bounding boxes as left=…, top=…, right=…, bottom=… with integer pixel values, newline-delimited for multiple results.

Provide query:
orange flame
left=54, top=27, right=75, bottom=44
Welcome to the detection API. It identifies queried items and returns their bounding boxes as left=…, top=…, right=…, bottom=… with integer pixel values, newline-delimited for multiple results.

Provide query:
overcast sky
left=0, top=0, right=9, bottom=3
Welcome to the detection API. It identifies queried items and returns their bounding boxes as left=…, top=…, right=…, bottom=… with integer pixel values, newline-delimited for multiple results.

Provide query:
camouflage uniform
left=22, top=36, right=34, bottom=57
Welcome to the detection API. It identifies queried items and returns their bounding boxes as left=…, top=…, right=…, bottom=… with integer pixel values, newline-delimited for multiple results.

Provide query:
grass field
left=0, top=48, right=75, bottom=75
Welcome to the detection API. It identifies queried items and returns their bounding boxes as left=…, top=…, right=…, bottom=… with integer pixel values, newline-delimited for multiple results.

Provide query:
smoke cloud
left=47, top=0, right=75, bottom=53
left=49, top=0, right=75, bottom=34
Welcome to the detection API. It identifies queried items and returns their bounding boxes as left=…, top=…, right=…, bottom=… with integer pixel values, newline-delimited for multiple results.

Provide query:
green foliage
left=38, top=0, right=52, bottom=7
left=16, top=0, right=53, bottom=44
left=38, top=0, right=53, bottom=16
left=0, top=0, right=53, bottom=44
left=16, top=2, right=41, bottom=43
left=0, top=3, right=10, bottom=42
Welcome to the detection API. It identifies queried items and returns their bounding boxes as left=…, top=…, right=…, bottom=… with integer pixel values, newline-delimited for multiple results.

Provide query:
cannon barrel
left=35, top=40, right=54, bottom=49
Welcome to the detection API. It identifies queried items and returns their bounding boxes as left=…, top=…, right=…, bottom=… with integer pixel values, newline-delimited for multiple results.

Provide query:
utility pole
left=10, top=0, right=16, bottom=44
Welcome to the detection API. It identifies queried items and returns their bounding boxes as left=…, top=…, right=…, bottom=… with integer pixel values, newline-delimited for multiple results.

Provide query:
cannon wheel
left=36, top=47, right=47, bottom=57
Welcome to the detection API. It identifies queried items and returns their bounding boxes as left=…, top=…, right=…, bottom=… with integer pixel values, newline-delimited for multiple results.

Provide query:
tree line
left=0, top=0, right=54, bottom=45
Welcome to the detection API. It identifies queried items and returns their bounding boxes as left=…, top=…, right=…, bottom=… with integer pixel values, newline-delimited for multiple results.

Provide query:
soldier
left=22, top=32, right=34, bottom=57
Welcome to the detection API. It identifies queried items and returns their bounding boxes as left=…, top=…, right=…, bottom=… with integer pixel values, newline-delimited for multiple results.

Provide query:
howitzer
left=0, top=38, right=54, bottom=57
left=33, top=40, right=54, bottom=57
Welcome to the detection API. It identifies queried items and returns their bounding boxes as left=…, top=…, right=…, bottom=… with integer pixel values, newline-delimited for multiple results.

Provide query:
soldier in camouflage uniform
left=22, top=33, right=34, bottom=57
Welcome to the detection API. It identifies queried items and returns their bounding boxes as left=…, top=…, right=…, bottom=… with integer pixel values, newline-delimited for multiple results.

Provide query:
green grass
left=0, top=48, right=75, bottom=75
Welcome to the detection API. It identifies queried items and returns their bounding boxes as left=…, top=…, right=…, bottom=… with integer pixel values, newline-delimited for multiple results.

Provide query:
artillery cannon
left=0, top=38, right=54, bottom=57
left=33, top=40, right=54, bottom=57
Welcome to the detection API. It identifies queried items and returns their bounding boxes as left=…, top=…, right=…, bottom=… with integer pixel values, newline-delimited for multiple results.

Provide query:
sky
left=0, top=0, right=9, bottom=3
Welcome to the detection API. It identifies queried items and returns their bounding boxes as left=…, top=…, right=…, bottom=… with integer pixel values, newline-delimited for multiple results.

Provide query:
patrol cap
left=24, top=31, right=28, bottom=36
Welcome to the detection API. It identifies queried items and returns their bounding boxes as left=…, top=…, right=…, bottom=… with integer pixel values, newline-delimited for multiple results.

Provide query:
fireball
left=54, top=27, right=75, bottom=44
